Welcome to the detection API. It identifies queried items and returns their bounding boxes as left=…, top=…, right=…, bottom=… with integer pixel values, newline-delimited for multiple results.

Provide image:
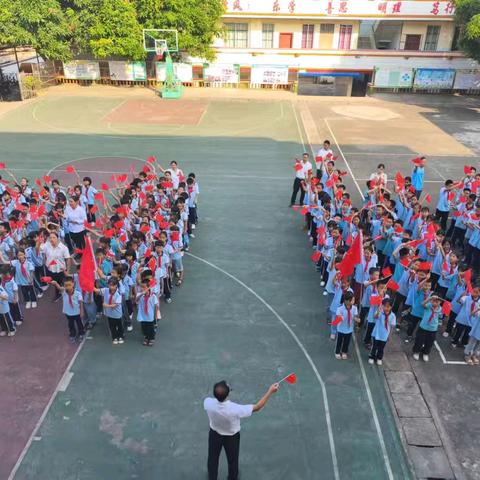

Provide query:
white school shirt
left=40, top=241, right=70, bottom=273
left=296, top=161, right=312, bottom=180
left=316, top=148, right=333, bottom=167
left=203, top=398, right=253, bottom=436
left=166, top=168, right=184, bottom=189
left=65, top=205, right=87, bottom=233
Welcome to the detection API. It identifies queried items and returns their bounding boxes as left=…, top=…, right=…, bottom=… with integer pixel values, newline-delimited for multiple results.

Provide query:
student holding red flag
left=369, top=298, right=396, bottom=366
left=333, top=292, right=360, bottom=359
left=412, top=295, right=442, bottom=362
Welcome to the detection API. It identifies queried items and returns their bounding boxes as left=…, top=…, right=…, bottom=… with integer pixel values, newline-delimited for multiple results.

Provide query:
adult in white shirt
left=40, top=231, right=71, bottom=301
left=166, top=160, right=184, bottom=190
left=64, top=196, right=87, bottom=250
left=290, top=152, right=312, bottom=206
left=316, top=139, right=333, bottom=176
left=204, top=380, right=279, bottom=480
left=369, top=163, right=388, bottom=188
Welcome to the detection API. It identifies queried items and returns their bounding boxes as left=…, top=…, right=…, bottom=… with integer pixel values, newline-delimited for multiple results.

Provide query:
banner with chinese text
left=109, top=61, right=147, bottom=81
left=250, top=65, right=290, bottom=85
left=156, top=63, right=193, bottom=82
left=63, top=61, right=100, bottom=80
left=203, top=64, right=240, bottom=83
left=453, top=70, right=480, bottom=90
left=374, top=68, right=413, bottom=88
left=413, top=68, right=455, bottom=89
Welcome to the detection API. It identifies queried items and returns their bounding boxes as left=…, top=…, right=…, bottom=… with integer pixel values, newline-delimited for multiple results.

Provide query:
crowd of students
left=291, top=141, right=480, bottom=366
left=0, top=159, right=199, bottom=347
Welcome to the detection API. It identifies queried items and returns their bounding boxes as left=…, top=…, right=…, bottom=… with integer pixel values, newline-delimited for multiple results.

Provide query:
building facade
left=187, top=0, right=480, bottom=95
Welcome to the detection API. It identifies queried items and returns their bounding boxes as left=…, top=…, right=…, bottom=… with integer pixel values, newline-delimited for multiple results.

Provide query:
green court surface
left=1, top=91, right=412, bottom=480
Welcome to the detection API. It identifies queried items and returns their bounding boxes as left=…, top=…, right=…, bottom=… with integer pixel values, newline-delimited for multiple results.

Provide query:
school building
left=188, top=0, right=480, bottom=95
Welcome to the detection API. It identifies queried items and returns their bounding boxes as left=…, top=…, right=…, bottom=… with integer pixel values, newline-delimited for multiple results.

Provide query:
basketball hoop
left=155, top=39, right=168, bottom=59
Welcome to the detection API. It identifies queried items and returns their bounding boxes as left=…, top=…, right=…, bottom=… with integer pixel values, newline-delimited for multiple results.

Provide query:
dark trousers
left=335, top=332, right=352, bottom=354
left=392, top=293, right=406, bottom=314
left=162, top=277, right=172, bottom=300
left=47, top=269, right=65, bottom=297
left=364, top=322, right=375, bottom=345
left=20, top=285, right=36, bottom=302
left=370, top=339, right=387, bottom=360
left=435, top=209, right=449, bottom=232
left=413, top=327, right=436, bottom=355
left=452, top=323, right=471, bottom=346
left=70, top=230, right=86, bottom=250
left=415, top=189, right=422, bottom=200
left=406, top=314, right=421, bottom=337
left=0, top=312, right=15, bottom=332
left=34, top=265, right=47, bottom=292
left=290, top=177, right=305, bottom=206
left=108, top=316, right=124, bottom=340
left=445, top=312, right=457, bottom=335
left=188, top=206, right=197, bottom=226
left=450, top=227, right=466, bottom=248
left=141, top=321, right=155, bottom=341
left=87, top=204, right=96, bottom=223
left=208, top=428, right=240, bottom=480
left=9, top=302, right=23, bottom=322
left=66, top=314, right=84, bottom=338
left=429, top=273, right=440, bottom=291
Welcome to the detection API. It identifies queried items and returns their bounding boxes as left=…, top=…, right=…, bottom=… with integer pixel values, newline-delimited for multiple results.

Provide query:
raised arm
left=252, top=383, right=279, bottom=413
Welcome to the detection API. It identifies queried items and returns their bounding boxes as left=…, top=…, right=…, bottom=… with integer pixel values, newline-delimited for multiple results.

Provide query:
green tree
left=134, top=0, right=226, bottom=60
left=63, top=0, right=145, bottom=59
left=454, top=0, right=480, bottom=62
left=0, top=0, right=71, bottom=60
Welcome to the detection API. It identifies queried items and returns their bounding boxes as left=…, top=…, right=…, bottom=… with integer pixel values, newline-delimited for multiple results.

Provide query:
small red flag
left=464, top=165, right=473, bottom=175
left=418, top=262, right=432, bottom=271
left=300, top=206, right=309, bottom=215
left=382, top=266, right=392, bottom=277
left=148, top=257, right=156, bottom=272
left=370, top=295, right=382, bottom=306
left=65, top=165, right=75, bottom=174
left=41, top=276, right=53, bottom=283
left=464, top=269, right=472, bottom=283
left=142, top=165, right=151, bottom=174
left=332, top=315, right=343, bottom=326
left=79, top=236, right=96, bottom=293
left=424, top=194, right=431, bottom=204
left=171, top=231, right=180, bottom=242
left=147, top=156, right=156, bottom=164
left=0, top=162, right=6, bottom=169
left=101, top=183, right=110, bottom=191
left=441, top=301, right=452, bottom=316
left=294, top=163, right=303, bottom=171
left=311, top=251, right=322, bottom=263
left=386, top=279, right=400, bottom=292
left=315, top=156, right=323, bottom=163
left=48, top=260, right=57, bottom=267
left=285, top=373, right=297, bottom=384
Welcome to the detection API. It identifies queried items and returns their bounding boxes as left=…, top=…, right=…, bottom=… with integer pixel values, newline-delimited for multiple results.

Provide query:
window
left=424, top=25, right=440, bottom=51
left=302, top=24, right=315, bottom=49
left=262, top=23, right=274, bottom=49
left=338, top=25, right=353, bottom=50
left=225, top=23, right=249, bottom=48
left=320, top=24, right=335, bottom=34
left=451, top=26, right=460, bottom=51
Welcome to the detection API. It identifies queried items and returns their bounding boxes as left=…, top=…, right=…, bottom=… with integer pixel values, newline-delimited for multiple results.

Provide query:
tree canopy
left=0, top=0, right=225, bottom=61
left=454, top=0, right=480, bottom=62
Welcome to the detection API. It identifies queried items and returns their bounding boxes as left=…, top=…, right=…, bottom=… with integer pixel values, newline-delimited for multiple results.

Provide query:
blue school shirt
left=372, top=312, right=396, bottom=341
left=393, top=262, right=406, bottom=283
left=436, top=188, right=451, bottom=212
left=456, top=295, right=479, bottom=327
left=451, top=283, right=466, bottom=315
left=136, top=293, right=158, bottom=322
left=412, top=167, right=424, bottom=191
left=335, top=305, right=358, bottom=334
left=82, top=185, right=98, bottom=205
left=438, top=266, right=457, bottom=289
left=11, top=259, right=34, bottom=286
left=411, top=290, right=429, bottom=318
left=62, top=290, right=83, bottom=316
left=0, top=286, right=10, bottom=314
left=469, top=315, right=480, bottom=340
left=330, top=286, right=352, bottom=315
left=362, top=283, right=379, bottom=308
left=25, top=246, right=44, bottom=267
left=120, top=275, right=134, bottom=300
left=419, top=303, right=441, bottom=332
left=101, top=288, right=123, bottom=319
left=2, top=278, right=18, bottom=303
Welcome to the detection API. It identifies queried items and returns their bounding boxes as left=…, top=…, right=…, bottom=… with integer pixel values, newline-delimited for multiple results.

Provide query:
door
left=338, top=25, right=352, bottom=50
left=319, top=24, right=335, bottom=49
left=404, top=34, right=421, bottom=51
left=279, top=33, right=293, bottom=49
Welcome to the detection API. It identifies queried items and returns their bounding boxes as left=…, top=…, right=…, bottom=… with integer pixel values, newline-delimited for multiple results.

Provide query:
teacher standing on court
left=204, top=381, right=279, bottom=480
left=64, top=196, right=87, bottom=251
left=290, top=153, right=312, bottom=206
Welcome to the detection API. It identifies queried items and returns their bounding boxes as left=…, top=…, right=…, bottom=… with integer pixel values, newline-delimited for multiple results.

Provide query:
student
left=95, top=277, right=124, bottom=345
left=1, top=265, right=23, bottom=326
left=11, top=249, right=37, bottom=309
left=435, top=180, right=454, bottom=232
left=50, top=276, right=85, bottom=343
left=0, top=282, right=15, bottom=336
left=329, top=275, right=352, bottom=340
left=369, top=298, right=396, bottom=366
left=412, top=295, right=442, bottom=362
left=136, top=280, right=161, bottom=347
left=364, top=283, right=388, bottom=348
left=334, top=292, right=359, bottom=360
left=464, top=308, right=480, bottom=365
left=405, top=275, right=431, bottom=343
left=452, top=287, right=479, bottom=347
left=411, top=157, right=426, bottom=199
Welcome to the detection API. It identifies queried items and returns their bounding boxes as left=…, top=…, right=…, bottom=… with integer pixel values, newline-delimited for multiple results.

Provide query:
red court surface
left=104, top=99, right=208, bottom=125
left=0, top=293, right=78, bottom=480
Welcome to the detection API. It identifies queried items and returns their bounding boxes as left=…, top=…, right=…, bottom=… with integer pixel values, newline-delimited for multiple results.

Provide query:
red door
left=404, top=34, right=421, bottom=50
left=279, top=33, right=293, bottom=49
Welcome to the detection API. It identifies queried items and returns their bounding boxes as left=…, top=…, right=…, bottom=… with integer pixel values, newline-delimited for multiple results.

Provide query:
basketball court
left=1, top=86, right=479, bottom=480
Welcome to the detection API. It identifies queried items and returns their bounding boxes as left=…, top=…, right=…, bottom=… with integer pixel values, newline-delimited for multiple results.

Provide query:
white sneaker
left=8, top=330, right=15, bottom=336
left=442, top=331, right=449, bottom=338
left=323, top=291, right=328, bottom=296
left=118, top=338, right=124, bottom=344
left=376, top=359, right=383, bottom=366
left=113, top=339, right=119, bottom=345
left=335, top=354, right=341, bottom=360
left=320, top=281, right=326, bottom=287
left=26, top=302, right=31, bottom=309
left=41, top=285, right=49, bottom=291
left=126, top=325, right=133, bottom=332
left=31, top=302, right=37, bottom=308
left=190, top=234, right=195, bottom=238
left=413, top=353, right=420, bottom=360
left=37, top=292, right=43, bottom=299
left=16, top=321, right=23, bottom=326
left=166, top=298, right=172, bottom=304
left=368, top=358, right=374, bottom=365
left=191, top=224, right=196, bottom=230
left=423, top=354, right=429, bottom=362
left=329, top=334, right=336, bottom=340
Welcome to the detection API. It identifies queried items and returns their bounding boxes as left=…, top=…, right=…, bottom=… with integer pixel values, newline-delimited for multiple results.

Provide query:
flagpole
left=278, top=373, right=294, bottom=384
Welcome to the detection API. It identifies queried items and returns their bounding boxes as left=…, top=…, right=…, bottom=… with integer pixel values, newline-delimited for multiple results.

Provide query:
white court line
left=296, top=108, right=394, bottom=480
left=100, top=98, right=129, bottom=123
left=7, top=340, right=86, bottom=480
left=356, top=178, right=445, bottom=184
left=430, top=165, right=447, bottom=181
left=291, top=102, right=306, bottom=153
left=342, top=152, right=469, bottom=158
left=186, top=252, right=340, bottom=480
left=434, top=341, right=468, bottom=366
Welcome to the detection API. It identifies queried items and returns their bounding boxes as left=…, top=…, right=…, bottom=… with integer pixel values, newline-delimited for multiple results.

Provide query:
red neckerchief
left=449, top=264, right=454, bottom=275
left=20, top=260, right=27, bottom=278
left=67, top=291, right=74, bottom=309
left=373, top=284, right=377, bottom=294
left=384, top=312, right=390, bottom=331
left=363, top=260, right=369, bottom=273
left=157, top=254, right=162, bottom=269
left=143, top=292, right=150, bottom=314
left=471, top=298, right=477, bottom=314
left=428, top=309, right=436, bottom=324
left=346, top=307, right=352, bottom=327
left=108, top=289, right=115, bottom=306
